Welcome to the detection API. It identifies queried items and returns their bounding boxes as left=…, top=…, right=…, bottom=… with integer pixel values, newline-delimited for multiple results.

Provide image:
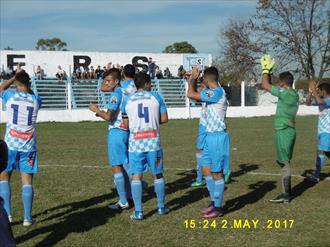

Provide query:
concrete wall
left=0, top=105, right=319, bottom=123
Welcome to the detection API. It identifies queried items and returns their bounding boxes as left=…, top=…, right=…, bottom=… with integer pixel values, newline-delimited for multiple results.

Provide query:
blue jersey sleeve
left=0, top=90, right=16, bottom=104
left=151, top=92, right=167, bottom=113
left=200, top=88, right=223, bottom=103
left=108, top=89, right=122, bottom=111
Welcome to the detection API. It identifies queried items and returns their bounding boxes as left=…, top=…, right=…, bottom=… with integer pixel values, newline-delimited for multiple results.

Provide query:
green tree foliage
left=36, top=38, right=68, bottom=51
left=163, top=41, right=198, bottom=53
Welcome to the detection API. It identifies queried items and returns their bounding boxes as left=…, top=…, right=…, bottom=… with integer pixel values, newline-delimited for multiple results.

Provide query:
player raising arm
left=89, top=68, right=131, bottom=210
left=121, top=72, right=169, bottom=220
left=187, top=67, right=229, bottom=218
left=0, top=69, right=42, bottom=226
left=306, top=81, right=330, bottom=182
left=260, top=55, right=299, bottom=203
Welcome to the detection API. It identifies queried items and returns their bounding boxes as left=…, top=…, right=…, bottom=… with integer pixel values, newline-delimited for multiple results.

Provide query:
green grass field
left=1, top=116, right=330, bottom=247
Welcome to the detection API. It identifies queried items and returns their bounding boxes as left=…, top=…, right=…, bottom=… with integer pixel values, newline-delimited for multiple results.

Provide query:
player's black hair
left=318, top=83, right=330, bottom=95
left=103, top=68, right=121, bottom=82
left=123, top=64, right=135, bottom=78
left=203, top=66, right=219, bottom=82
left=278, top=71, right=294, bottom=87
left=15, top=71, right=31, bottom=87
left=134, top=72, right=151, bottom=89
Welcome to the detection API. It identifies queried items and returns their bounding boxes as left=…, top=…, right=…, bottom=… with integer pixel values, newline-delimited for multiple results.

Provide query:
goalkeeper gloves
left=260, top=54, right=275, bottom=75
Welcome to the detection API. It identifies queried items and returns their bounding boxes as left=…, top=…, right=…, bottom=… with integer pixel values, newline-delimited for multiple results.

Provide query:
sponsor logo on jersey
left=134, top=130, right=157, bottom=140
left=9, top=129, right=33, bottom=140
left=110, top=96, right=118, bottom=104
left=206, top=90, right=214, bottom=98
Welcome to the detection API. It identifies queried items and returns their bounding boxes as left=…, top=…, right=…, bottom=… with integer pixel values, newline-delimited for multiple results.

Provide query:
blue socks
left=205, top=176, right=215, bottom=202
left=213, top=179, right=225, bottom=208
left=196, top=153, right=203, bottom=183
left=114, top=172, right=128, bottom=205
left=22, top=184, right=33, bottom=221
left=154, top=178, right=165, bottom=209
left=0, top=181, right=11, bottom=217
left=315, top=154, right=325, bottom=178
left=131, top=180, right=142, bottom=212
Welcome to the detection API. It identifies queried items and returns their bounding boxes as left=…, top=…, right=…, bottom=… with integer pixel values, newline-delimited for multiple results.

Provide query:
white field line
left=39, top=164, right=330, bottom=180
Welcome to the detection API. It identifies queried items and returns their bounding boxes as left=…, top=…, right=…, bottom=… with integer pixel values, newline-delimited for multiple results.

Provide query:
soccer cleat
left=8, top=215, right=12, bottom=223
left=130, top=211, right=143, bottom=221
left=201, top=208, right=224, bottom=219
left=269, top=194, right=290, bottom=203
left=157, top=207, right=170, bottom=215
left=191, top=181, right=205, bottom=187
left=307, top=175, right=320, bottom=183
left=108, top=201, right=129, bottom=210
left=23, top=219, right=36, bottom=227
left=199, top=204, right=215, bottom=214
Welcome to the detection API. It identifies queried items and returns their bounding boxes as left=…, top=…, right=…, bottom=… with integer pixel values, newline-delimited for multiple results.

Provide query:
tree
left=255, top=0, right=330, bottom=80
left=163, top=41, right=198, bottom=53
left=217, top=20, right=263, bottom=83
left=36, top=38, right=68, bottom=51
left=218, top=0, right=330, bottom=81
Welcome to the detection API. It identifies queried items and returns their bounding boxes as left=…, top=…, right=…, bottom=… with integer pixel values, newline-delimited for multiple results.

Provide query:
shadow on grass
left=15, top=206, right=122, bottom=247
left=224, top=181, right=276, bottom=214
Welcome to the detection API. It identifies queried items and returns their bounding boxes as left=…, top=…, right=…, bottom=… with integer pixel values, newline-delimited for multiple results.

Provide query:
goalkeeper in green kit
left=260, top=55, right=299, bottom=203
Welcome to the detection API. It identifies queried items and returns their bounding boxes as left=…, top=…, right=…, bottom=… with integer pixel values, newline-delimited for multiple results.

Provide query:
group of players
left=0, top=54, right=329, bottom=232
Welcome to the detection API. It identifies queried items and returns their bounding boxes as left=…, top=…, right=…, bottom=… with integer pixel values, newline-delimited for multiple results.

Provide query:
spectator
left=95, top=65, right=103, bottom=79
left=75, top=67, right=81, bottom=79
left=56, top=65, right=66, bottom=80
left=35, top=65, right=45, bottom=80
left=148, top=57, right=156, bottom=79
left=90, top=66, right=95, bottom=79
left=164, top=67, right=172, bottom=78
left=156, top=66, right=163, bottom=79
left=177, top=65, right=186, bottom=79
left=106, top=62, right=112, bottom=71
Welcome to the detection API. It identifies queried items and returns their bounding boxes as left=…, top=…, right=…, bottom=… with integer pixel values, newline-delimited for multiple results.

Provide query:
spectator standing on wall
left=95, top=66, right=103, bottom=79
left=56, top=65, right=66, bottom=80
left=148, top=57, right=156, bottom=79
left=90, top=66, right=95, bottom=79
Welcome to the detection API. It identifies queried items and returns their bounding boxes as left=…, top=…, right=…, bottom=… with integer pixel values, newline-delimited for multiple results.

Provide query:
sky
left=0, top=0, right=258, bottom=56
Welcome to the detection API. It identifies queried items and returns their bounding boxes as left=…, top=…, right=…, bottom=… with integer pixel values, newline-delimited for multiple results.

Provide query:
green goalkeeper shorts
left=275, top=127, right=296, bottom=162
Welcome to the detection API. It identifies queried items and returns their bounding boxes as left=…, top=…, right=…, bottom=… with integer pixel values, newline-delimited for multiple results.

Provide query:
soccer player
left=0, top=70, right=42, bottom=226
left=187, top=66, right=229, bottom=218
left=120, top=64, right=148, bottom=196
left=191, top=100, right=207, bottom=187
left=121, top=72, right=169, bottom=220
left=306, top=81, right=330, bottom=182
left=89, top=68, right=130, bottom=210
left=260, top=54, right=299, bottom=203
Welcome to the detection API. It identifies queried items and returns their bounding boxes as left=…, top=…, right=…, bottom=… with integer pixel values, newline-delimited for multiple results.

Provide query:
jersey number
left=11, top=104, right=34, bottom=126
left=138, top=104, right=149, bottom=123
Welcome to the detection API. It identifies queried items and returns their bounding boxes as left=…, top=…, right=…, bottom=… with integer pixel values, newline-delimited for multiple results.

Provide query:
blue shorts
left=318, top=133, right=330, bottom=152
left=202, top=131, right=230, bottom=173
left=129, top=150, right=164, bottom=175
left=108, top=128, right=129, bottom=166
left=5, top=149, right=38, bottom=174
left=197, top=124, right=206, bottom=150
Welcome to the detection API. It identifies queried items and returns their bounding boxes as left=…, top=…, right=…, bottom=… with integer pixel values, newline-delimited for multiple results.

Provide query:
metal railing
left=29, top=77, right=187, bottom=109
